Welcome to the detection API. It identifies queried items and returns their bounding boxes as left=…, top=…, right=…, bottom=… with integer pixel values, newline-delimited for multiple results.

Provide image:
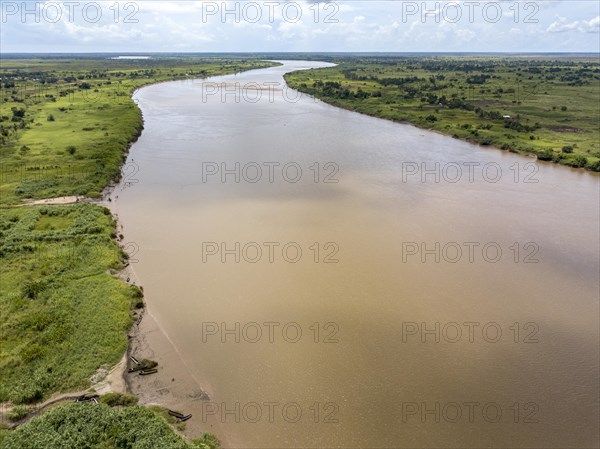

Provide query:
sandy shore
left=19, top=195, right=87, bottom=206
left=105, top=191, right=225, bottom=443
left=124, top=304, right=222, bottom=441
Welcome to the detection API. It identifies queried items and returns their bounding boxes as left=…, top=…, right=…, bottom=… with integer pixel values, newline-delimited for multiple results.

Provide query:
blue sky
left=1, top=1, right=599, bottom=53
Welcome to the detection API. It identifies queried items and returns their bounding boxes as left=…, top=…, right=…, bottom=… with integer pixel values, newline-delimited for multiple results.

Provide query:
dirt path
left=1, top=353, right=128, bottom=428
left=19, top=195, right=89, bottom=206
left=3, top=391, right=98, bottom=429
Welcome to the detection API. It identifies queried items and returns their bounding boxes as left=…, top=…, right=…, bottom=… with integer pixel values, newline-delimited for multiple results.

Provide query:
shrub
left=22, top=279, right=47, bottom=299
left=10, top=382, right=44, bottom=404
left=537, top=149, right=554, bottom=161
left=7, top=406, right=30, bottom=422
left=562, top=146, right=573, bottom=153
left=46, top=115, right=55, bottom=122
left=21, top=344, right=47, bottom=362
left=570, top=155, right=588, bottom=168
left=100, top=392, right=138, bottom=407
left=137, top=359, right=158, bottom=370
left=66, top=145, right=77, bottom=155
left=193, top=433, right=222, bottom=449
left=587, top=160, right=600, bottom=172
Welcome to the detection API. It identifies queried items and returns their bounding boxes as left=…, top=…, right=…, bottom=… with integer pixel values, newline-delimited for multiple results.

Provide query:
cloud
left=579, top=16, right=600, bottom=33
left=547, top=15, right=600, bottom=33
left=547, top=16, right=579, bottom=33
left=1, top=0, right=599, bottom=52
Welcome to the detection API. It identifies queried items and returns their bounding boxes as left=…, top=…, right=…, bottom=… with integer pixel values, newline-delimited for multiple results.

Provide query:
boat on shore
left=168, top=409, right=192, bottom=422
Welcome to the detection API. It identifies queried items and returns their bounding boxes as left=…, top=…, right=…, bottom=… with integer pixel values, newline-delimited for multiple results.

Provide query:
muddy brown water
left=114, top=61, right=599, bottom=448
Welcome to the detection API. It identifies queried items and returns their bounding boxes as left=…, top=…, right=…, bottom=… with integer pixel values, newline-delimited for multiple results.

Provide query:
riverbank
left=0, top=57, right=279, bottom=205
left=0, top=57, right=279, bottom=445
left=284, top=56, right=600, bottom=171
left=103, top=232, right=223, bottom=442
left=0, top=199, right=219, bottom=443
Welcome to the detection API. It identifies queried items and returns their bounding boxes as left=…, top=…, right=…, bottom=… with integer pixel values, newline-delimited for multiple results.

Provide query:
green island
left=285, top=55, right=600, bottom=170
left=0, top=55, right=275, bottom=447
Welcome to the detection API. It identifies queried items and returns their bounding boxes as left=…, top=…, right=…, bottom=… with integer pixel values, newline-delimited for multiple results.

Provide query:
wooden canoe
left=168, top=410, right=185, bottom=419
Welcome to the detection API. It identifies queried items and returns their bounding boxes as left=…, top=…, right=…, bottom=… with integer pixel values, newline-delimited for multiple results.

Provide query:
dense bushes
left=0, top=204, right=138, bottom=404
left=0, top=403, right=218, bottom=449
left=99, top=392, right=139, bottom=407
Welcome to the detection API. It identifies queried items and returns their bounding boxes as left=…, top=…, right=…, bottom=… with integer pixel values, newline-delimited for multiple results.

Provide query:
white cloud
left=547, top=15, right=600, bottom=33
left=547, top=17, right=580, bottom=33
left=579, top=16, right=600, bottom=33
left=1, top=1, right=599, bottom=52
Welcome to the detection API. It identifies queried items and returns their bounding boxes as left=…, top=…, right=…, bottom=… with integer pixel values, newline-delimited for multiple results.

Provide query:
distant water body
left=116, top=61, right=599, bottom=448
left=109, top=56, right=150, bottom=60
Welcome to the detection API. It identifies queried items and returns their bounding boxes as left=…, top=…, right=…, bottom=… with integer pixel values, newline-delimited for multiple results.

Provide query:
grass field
left=285, top=56, right=600, bottom=170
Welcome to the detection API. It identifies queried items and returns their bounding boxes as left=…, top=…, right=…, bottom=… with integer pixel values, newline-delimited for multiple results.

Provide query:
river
left=114, top=61, right=599, bottom=448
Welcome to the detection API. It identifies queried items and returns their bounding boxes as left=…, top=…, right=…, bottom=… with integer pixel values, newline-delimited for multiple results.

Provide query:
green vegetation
left=6, top=406, right=30, bottom=422
left=193, top=433, right=222, bottom=449
left=0, top=55, right=270, bottom=447
left=285, top=56, right=600, bottom=170
left=99, top=392, right=139, bottom=407
left=0, top=203, right=137, bottom=404
left=0, top=402, right=220, bottom=449
left=0, top=56, right=277, bottom=204
left=9, top=53, right=595, bottom=446
left=128, top=358, right=158, bottom=373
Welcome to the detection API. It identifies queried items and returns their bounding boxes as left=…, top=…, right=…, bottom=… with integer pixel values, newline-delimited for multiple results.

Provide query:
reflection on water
left=116, top=61, right=599, bottom=448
